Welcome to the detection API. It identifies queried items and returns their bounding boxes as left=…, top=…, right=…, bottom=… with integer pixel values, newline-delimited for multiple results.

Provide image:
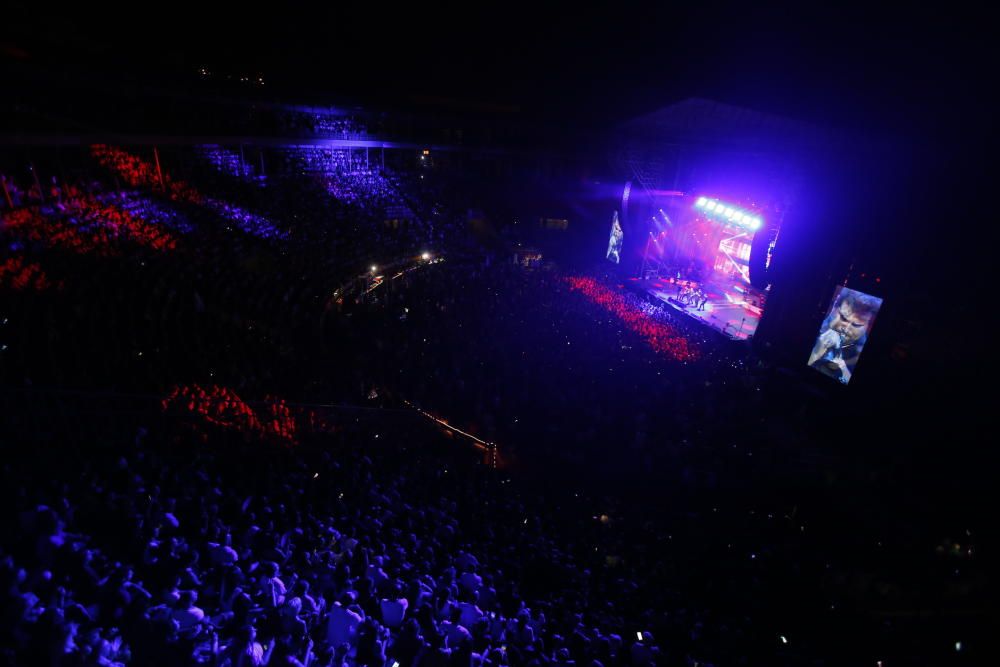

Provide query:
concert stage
left=627, top=276, right=763, bottom=341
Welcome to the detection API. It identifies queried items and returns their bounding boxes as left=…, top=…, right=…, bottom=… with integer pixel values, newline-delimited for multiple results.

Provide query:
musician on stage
left=807, top=288, right=880, bottom=384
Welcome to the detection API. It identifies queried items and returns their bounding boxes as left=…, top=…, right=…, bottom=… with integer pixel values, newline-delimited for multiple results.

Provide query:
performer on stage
left=808, top=288, right=881, bottom=384
left=606, top=211, right=623, bottom=264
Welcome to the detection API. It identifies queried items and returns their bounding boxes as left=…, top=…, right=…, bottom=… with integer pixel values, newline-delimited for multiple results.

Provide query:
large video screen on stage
left=807, top=286, right=883, bottom=384
left=606, top=211, right=623, bottom=264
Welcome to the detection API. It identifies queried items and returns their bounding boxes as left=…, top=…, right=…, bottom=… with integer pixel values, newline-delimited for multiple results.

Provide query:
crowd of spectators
left=0, top=146, right=990, bottom=666
left=1, top=366, right=985, bottom=667
left=563, top=277, right=701, bottom=362
left=0, top=144, right=470, bottom=399
left=0, top=255, right=60, bottom=292
left=323, top=259, right=754, bottom=477
left=277, top=112, right=369, bottom=140
left=195, top=147, right=260, bottom=182
left=269, top=147, right=422, bottom=234
left=159, top=384, right=327, bottom=444
left=1, top=194, right=177, bottom=256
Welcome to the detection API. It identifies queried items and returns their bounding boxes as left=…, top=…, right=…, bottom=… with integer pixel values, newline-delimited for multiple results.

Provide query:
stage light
left=706, top=201, right=717, bottom=211
left=696, top=197, right=707, bottom=207
left=750, top=217, right=762, bottom=230
left=734, top=213, right=745, bottom=222
left=421, top=252, right=431, bottom=260
left=370, top=265, right=377, bottom=273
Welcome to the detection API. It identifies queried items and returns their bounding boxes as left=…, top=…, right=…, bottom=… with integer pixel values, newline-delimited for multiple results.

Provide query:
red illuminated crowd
left=564, top=276, right=700, bottom=362
left=160, top=385, right=327, bottom=444
left=1, top=195, right=177, bottom=257
left=91, top=145, right=205, bottom=205
left=0, top=256, right=61, bottom=292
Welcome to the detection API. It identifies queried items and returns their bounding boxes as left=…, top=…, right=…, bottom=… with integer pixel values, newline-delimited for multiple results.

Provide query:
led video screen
left=606, top=211, right=623, bottom=264
left=807, top=286, right=883, bottom=384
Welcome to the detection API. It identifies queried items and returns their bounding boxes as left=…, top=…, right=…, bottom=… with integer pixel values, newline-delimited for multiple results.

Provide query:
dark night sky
left=1, top=3, right=988, bottom=135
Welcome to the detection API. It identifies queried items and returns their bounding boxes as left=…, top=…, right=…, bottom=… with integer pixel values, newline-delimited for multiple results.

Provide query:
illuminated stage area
left=612, top=190, right=777, bottom=341
left=627, top=274, right=763, bottom=341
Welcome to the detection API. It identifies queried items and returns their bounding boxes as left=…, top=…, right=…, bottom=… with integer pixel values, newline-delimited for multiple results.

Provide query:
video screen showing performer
left=807, top=286, right=883, bottom=385
left=606, top=211, right=623, bottom=264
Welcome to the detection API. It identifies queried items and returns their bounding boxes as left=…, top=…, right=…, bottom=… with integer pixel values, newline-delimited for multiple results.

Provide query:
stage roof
left=617, top=98, right=839, bottom=153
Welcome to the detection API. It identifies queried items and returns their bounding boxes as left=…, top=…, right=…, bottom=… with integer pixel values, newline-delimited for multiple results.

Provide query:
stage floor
left=627, top=276, right=763, bottom=341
